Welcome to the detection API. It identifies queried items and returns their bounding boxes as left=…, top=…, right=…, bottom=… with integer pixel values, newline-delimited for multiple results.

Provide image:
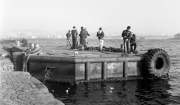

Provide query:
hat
left=99, top=27, right=102, bottom=30
left=73, top=26, right=76, bottom=28
left=127, top=26, right=131, bottom=29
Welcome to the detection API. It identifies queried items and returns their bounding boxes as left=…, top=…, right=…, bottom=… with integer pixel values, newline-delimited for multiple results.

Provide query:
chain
left=44, top=66, right=51, bottom=79
left=44, top=66, right=56, bottom=81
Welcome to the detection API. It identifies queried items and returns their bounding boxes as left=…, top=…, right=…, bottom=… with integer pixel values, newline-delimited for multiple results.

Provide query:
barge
left=7, top=44, right=170, bottom=83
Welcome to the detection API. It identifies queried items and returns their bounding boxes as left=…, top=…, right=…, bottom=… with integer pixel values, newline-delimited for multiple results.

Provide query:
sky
left=0, top=0, right=180, bottom=35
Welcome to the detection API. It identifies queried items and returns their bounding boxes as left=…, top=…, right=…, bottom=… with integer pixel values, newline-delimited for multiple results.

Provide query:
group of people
left=66, top=26, right=137, bottom=53
left=66, top=26, right=90, bottom=49
left=122, top=26, right=137, bottom=54
left=66, top=26, right=104, bottom=50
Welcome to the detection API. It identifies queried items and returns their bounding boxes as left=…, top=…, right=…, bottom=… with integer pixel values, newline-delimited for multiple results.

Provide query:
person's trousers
left=123, top=39, right=129, bottom=53
left=130, top=43, right=137, bottom=52
left=72, top=37, right=77, bottom=49
left=80, top=37, right=83, bottom=45
left=82, top=38, right=87, bottom=48
left=66, top=39, right=71, bottom=46
left=99, top=39, right=104, bottom=51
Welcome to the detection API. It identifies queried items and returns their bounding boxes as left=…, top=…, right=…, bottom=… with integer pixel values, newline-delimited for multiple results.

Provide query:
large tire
left=145, top=49, right=170, bottom=79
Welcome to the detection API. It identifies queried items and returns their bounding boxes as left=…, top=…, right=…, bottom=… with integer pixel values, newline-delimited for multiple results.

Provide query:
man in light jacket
left=97, top=27, right=104, bottom=51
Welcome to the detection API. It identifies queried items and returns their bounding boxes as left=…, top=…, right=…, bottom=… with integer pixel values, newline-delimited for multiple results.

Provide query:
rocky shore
left=0, top=42, right=64, bottom=105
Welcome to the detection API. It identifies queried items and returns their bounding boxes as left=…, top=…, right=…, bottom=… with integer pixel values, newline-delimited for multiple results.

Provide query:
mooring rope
left=22, top=48, right=42, bottom=72
left=22, top=53, right=31, bottom=72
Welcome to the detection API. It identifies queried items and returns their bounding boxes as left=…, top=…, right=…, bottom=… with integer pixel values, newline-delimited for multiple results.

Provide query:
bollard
left=29, top=43, right=35, bottom=50
left=16, top=41, right=20, bottom=46
left=34, top=44, right=40, bottom=49
left=74, top=52, right=78, bottom=56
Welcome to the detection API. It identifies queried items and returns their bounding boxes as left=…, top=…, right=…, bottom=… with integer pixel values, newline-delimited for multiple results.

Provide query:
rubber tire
left=145, top=49, right=170, bottom=79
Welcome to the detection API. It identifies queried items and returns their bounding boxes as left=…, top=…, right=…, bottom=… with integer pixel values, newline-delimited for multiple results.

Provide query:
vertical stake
left=85, top=62, right=90, bottom=80
left=123, top=60, right=128, bottom=78
left=102, top=62, right=107, bottom=79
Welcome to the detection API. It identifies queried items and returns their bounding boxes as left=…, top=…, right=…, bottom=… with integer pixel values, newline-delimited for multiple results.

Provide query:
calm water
left=29, top=38, right=180, bottom=105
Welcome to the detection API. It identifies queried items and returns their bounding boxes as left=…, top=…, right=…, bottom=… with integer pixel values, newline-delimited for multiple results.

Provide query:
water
left=29, top=38, right=180, bottom=105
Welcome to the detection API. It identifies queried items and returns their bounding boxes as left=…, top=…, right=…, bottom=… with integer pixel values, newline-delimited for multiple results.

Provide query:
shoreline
left=0, top=43, right=64, bottom=105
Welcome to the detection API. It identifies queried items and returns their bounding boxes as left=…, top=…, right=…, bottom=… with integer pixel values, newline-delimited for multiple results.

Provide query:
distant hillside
left=0, top=30, right=174, bottom=39
left=174, top=33, right=180, bottom=38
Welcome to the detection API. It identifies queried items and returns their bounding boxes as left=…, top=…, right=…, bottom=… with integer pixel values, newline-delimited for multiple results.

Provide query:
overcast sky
left=1, top=0, right=180, bottom=35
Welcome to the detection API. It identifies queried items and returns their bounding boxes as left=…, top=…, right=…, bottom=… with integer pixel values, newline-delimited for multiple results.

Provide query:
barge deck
left=9, top=45, right=170, bottom=83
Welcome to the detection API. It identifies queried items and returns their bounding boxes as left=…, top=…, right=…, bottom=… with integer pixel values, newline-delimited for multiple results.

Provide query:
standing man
left=130, top=33, right=137, bottom=53
left=79, top=27, right=84, bottom=45
left=122, top=26, right=132, bottom=53
left=84, top=28, right=90, bottom=47
left=71, top=26, right=78, bottom=49
left=82, top=27, right=90, bottom=49
left=97, top=27, right=104, bottom=51
left=66, top=30, right=71, bottom=46
left=79, top=27, right=89, bottom=49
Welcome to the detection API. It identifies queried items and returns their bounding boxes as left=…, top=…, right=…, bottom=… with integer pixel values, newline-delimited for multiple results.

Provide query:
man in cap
left=97, top=27, right=104, bottom=51
left=71, top=26, right=78, bottom=49
left=122, top=26, right=132, bottom=53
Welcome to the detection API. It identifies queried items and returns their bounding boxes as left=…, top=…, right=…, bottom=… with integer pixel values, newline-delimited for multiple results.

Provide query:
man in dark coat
left=122, top=26, right=132, bottom=53
left=97, top=27, right=104, bottom=51
left=71, top=26, right=78, bottom=49
left=79, top=27, right=84, bottom=45
left=66, top=30, right=71, bottom=46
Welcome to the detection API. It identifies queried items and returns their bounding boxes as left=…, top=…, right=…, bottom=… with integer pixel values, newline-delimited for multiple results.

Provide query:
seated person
left=130, top=33, right=137, bottom=54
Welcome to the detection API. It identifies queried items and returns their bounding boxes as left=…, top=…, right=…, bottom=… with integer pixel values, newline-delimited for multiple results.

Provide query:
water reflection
left=44, top=79, right=180, bottom=105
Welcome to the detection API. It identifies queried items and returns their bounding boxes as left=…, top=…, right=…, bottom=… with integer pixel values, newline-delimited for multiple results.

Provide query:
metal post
left=123, top=60, right=128, bottom=78
left=102, top=62, right=107, bottom=79
left=85, top=62, right=90, bottom=80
